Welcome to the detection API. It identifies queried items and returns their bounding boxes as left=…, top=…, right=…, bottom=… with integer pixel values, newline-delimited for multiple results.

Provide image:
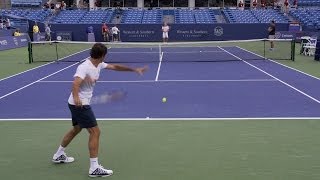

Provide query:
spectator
left=252, top=0, right=257, bottom=9
left=5, top=18, right=11, bottom=29
left=101, top=23, right=110, bottom=42
left=60, top=1, right=66, bottom=10
left=0, top=19, right=3, bottom=29
left=238, top=0, right=244, bottom=10
left=293, top=0, right=298, bottom=8
left=45, top=24, right=52, bottom=42
left=94, top=0, right=101, bottom=9
left=261, top=0, right=266, bottom=8
left=14, top=29, right=21, bottom=36
left=115, top=1, right=122, bottom=14
left=70, top=3, right=77, bottom=10
left=43, top=1, right=50, bottom=9
left=283, top=0, right=289, bottom=15
left=149, top=0, right=154, bottom=10
left=50, top=3, right=56, bottom=14
left=111, top=25, right=120, bottom=42
left=252, top=0, right=258, bottom=9
left=33, top=22, right=41, bottom=41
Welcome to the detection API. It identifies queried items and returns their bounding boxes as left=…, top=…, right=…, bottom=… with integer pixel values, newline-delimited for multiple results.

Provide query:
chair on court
left=302, top=37, right=317, bottom=56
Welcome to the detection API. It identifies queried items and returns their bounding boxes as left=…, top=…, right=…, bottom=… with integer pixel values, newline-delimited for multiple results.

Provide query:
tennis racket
left=90, top=90, right=127, bottom=105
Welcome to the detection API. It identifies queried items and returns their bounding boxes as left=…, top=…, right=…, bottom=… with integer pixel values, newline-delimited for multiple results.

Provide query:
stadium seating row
left=3, top=8, right=320, bottom=30
left=223, top=9, right=288, bottom=23
left=11, top=0, right=43, bottom=7
left=290, top=8, right=320, bottom=29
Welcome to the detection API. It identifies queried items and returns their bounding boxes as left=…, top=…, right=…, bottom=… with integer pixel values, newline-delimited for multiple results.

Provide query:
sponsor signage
left=0, top=35, right=30, bottom=51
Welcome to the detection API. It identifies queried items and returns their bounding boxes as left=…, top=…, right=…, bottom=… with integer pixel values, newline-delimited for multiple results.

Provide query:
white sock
left=55, top=145, right=65, bottom=155
left=90, top=158, right=99, bottom=169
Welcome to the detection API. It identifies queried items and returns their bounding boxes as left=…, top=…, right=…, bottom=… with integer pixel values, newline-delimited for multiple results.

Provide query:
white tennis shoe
left=52, top=153, right=75, bottom=163
left=89, top=165, right=113, bottom=177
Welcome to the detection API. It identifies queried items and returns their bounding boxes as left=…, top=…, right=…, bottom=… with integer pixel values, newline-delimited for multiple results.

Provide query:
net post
left=263, top=39, right=266, bottom=59
left=291, top=39, right=295, bottom=61
left=28, top=42, right=33, bottom=64
left=159, top=43, right=161, bottom=59
left=55, top=42, right=59, bottom=62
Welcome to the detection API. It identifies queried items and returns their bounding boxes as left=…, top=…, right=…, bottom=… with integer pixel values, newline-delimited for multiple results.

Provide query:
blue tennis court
left=1, top=45, right=320, bottom=120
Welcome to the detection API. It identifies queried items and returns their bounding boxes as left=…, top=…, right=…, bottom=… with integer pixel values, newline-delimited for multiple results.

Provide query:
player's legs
left=106, top=33, right=109, bottom=42
left=63, top=104, right=112, bottom=177
left=268, top=35, right=275, bottom=50
left=86, top=122, right=113, bottom=177
left=87, top=126, right=100, bottom=158
left=61, top=125, right=82, bottom=147
left=163, top=32, right=168, bottom=43
left=113, top=34, right=117, bottom=42
left=162, top=32, right=165, bottom=43
left=271, top=41, right=274, bottom=49
left=52, top=125, right=81, bottom=163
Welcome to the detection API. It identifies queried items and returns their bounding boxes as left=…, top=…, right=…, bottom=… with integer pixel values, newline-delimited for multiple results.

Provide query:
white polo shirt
left=162, top=25, right=169, bottom=33
left=111, top=26, right=119, bottom=35
left=68, top=59, right=108, bottom=105
left=162, top=25, right=169, bottom=38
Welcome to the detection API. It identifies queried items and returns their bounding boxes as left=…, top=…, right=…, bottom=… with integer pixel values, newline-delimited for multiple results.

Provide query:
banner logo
left=13, top=37, right=19, bottom=46
left=0, top=40, right=8, bottom=45
left=214, top=26, right=223, bottom=36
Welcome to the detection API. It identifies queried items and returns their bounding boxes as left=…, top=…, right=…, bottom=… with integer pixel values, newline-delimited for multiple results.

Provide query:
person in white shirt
left=52, top=43, right=148, bottom=177
left=111, top=25, right=120, bottom=42
left=0, top=20, right=3, bottom=29
left=5, top=18, right=11, bottom=29
left=162, top=22, right=169, bottom=43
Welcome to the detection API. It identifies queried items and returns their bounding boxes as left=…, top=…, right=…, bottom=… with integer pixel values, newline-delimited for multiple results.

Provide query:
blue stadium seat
left=11, top=0, right=42, bottom=7
left=251, top=9, right=288, bottom=23
left=223, top=9, right=259, bottom=23
left=290, top=8, right=320, bottom=30
left=121, top=10, right=143, bottom=24
left=174, top=10, right=195, bottom=24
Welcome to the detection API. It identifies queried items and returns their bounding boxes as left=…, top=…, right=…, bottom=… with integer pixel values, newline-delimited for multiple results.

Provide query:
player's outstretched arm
left=106, top=64, right=148, bottom=75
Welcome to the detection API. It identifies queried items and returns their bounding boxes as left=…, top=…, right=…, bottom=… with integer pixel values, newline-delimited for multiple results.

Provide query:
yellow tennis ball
left=162, top=97, right=167, bottom=103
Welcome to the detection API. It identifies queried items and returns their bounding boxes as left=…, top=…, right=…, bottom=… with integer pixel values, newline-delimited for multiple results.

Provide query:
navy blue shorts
left=68, top=104, right=97, bottom=128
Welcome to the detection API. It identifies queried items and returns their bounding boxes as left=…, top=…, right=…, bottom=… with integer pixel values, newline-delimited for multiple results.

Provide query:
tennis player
left=268, top=20, right=276, bottom=51
left=162, top=22, right=169, bottom=43
left=52, top=43, right=148, bottom=177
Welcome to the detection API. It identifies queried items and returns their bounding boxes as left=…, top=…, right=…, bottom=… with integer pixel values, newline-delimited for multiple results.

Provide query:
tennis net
left=28, top=39, right=295, bottom=63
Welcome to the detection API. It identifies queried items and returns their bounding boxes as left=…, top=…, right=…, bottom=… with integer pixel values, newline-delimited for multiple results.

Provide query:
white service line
left=0, top=48, right=89, bottom=82
left=1, top=117, right=320, bottom=121
left=0, top=59, right=87, bottom=100
left=155, top=52, right=164, bottom=81
left=109, top=51, right=159, bottom=54
left=236, top=46, right=320, bottom=81
left=218, top=46, right=320, bottom=104
left=38, top=79, right=277, bottom=83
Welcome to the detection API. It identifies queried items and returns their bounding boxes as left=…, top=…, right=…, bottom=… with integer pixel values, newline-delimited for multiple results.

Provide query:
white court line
left=161, top=50, right=225, bottom=54
left=218, top=46, right=320, bottom=104
left=109, top=51, right=159, bottom=54
left=0, top=58, right=88, bottom=100
left=0, top=117, right=320, bottom=121
left=108, top=51, right=225, bottom=54
left=0, top=48, right=89, bottom=82
left=155, top=52, right=164, bottom=81
left=236, top=46, right=320, bottom=81
left=38, top=79, right=277, bottom=83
